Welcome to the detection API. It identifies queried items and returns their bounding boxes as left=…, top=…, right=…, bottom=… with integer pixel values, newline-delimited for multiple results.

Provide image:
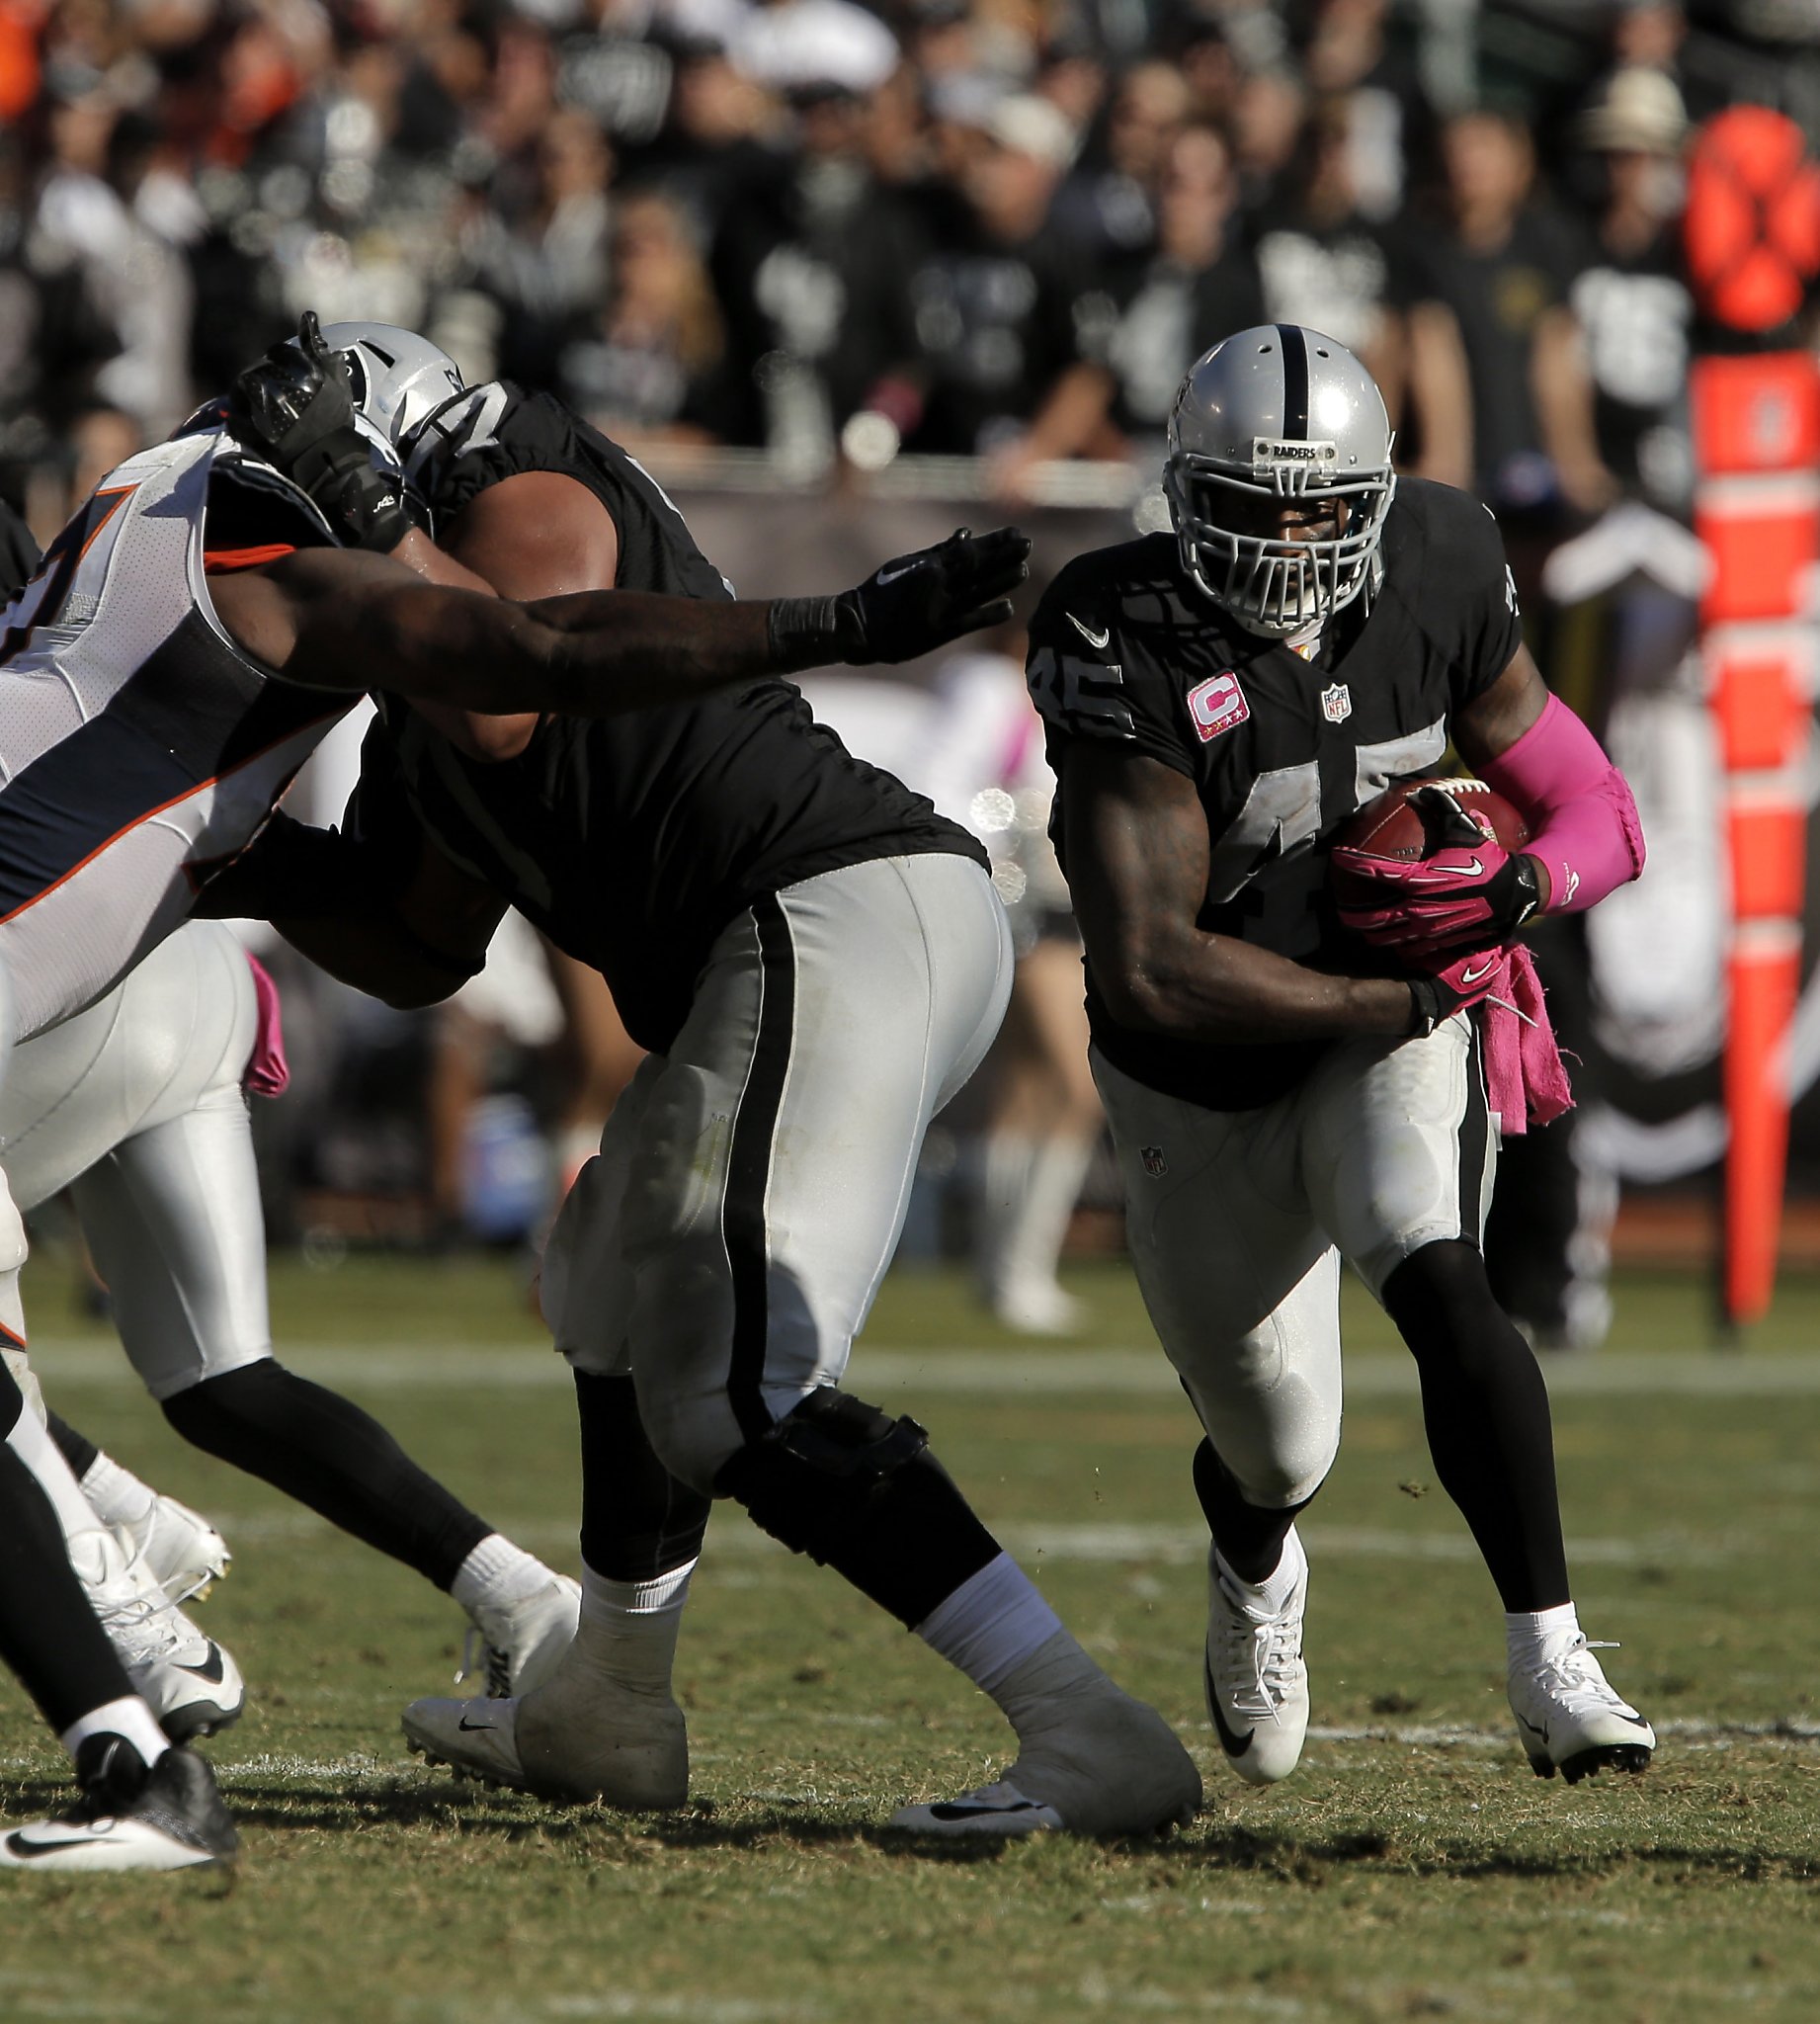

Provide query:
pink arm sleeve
left=1476, top=692, right=1645, bottom=914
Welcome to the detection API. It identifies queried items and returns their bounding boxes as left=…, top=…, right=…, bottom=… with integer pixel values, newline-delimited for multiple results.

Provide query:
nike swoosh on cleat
left=457, top=1716, right=498, bottom=1732
left=1067, top=614, right=1111, bottom=649
left=5, top=1829, right=127, bottom=1859
left=175, top=1649, right=226, bottom=1685
left=1204, top=1656, right=1255, bottom=1759
left=1514, top=1712, right=1550, bottom=1744
left=927, top=1800, right=1045, bottom=1820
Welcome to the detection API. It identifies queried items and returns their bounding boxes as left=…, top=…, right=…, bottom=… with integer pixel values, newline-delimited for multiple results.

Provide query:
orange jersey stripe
left=204, top=544, right=297, bottom=573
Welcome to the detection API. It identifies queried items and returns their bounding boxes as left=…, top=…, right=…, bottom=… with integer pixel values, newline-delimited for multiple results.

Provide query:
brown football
left=1329, top=777, right=1530, bottom=909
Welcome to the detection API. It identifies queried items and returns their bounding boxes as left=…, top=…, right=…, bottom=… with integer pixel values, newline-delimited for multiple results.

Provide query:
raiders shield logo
left=1320, top=683, right=1352, bottom=724
left=1140, top=1144, right=1168, bottom=1178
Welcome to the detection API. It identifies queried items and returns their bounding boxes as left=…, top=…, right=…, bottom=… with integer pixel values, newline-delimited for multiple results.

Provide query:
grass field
left=3, top=1249, right=1818, bottom=2024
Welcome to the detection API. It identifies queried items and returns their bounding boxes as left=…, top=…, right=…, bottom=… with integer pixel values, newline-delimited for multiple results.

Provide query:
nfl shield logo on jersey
left=1141, top=1144, right=1168, bottom=1178
left=1320, top=683, right=1353, bottom=724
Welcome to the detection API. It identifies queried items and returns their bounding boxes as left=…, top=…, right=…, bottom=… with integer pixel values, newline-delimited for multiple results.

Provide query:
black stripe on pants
left=723, top=895, right=797, bottom=1444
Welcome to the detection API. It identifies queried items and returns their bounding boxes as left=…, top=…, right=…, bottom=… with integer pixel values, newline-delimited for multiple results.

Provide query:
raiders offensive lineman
left=1032, top=326, right=1654, bottom=1788
left=210, top=322, right=1201, bottom=1839
left=0, top=324, right=1028, bottom=1869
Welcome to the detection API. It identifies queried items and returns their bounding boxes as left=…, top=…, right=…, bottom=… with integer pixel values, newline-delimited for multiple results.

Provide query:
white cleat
left=121, top=1490, right=231, bottom=1608
left=68, top=1527, right=246, bottom=1743
left=460, top=1573, right=582, bottom=1698
left=1509, top=1634, right=1655, bottom=1784
left=1203, top=1528, right=1309, bottom=1787
left=0, top=1743, right=238, bottom=1873
left=405, top=1670, right=688, bottom=1811
left=887, top=1779, right=1062, bottom=1837
left=888, top=1679, right=1201, bottom=1840
left=404, top=1694, right=531, bottom=1791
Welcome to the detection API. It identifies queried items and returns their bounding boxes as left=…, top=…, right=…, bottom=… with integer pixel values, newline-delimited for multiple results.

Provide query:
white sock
left=1506, top=1601, right=1580, bottom=1669
left=60, top=1696, right=169, bottom=1772
left=566, top=1559, right=697, bottom=1694
left=5, top=1404, right=108, bottom=1544
left=1215, top=1530, right=1304, bottom=1617
left=450, top=1533, right=550, bottom=1614
left=999, top=1135, right=1096, bottom=1301
left=78, top=1451, right=156, bottom=1532
left=915, top=1552, right=1069, bottom=1702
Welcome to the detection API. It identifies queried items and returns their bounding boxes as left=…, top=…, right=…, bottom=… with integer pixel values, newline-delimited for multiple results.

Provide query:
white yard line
left=24, top=1340, right=1820, bottom=1395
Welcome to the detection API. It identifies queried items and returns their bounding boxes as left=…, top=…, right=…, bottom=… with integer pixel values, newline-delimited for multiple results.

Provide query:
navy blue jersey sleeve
left=1027, top=561, right=1198, bottom=780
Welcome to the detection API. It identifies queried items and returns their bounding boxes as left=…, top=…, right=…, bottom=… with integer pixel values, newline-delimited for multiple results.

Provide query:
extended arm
left=1063, top=743, right=1419, bottom=1044
left=209, top=523, right=1028, bottom=718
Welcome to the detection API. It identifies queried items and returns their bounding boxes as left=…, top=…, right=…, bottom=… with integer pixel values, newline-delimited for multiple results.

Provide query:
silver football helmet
left=314, top=322, right=467, bottom=452
left=1164, top=325, right=1396, bottom=635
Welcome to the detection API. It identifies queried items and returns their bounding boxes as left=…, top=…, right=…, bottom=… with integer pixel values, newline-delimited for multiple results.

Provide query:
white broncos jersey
left=0, top=429, right=351, bottom=1041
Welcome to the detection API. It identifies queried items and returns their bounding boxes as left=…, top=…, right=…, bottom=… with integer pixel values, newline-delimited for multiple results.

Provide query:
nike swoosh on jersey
left=1460, top=959, right=1498, bottom=985
left=1067, top=613, right=1111, bottom=650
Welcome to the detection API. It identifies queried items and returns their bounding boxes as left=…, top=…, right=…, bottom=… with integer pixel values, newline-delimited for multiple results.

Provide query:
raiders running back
left=1031, top=477, right=1524, bottom=1111
left=368, top=382, right=985, bottom=1051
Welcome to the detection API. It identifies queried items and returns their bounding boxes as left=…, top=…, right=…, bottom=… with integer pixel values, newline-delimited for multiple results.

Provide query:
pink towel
left=1476, top=945, right=1572, bottom=1134
left=243, top=953, right=290, bottom=1099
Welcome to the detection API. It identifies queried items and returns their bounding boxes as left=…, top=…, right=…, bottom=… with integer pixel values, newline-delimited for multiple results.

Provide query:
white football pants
left=1095, top=1015, right=1497, bottom=1510
left=0, top=920, right=271, bottom=1400
left=542, top=854, right=1013, bottom=1491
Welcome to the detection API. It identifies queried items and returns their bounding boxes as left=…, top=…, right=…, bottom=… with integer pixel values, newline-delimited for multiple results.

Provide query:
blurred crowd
left=3, top=0, right=1819, bottom=533
left=4, top=0, right=1819, bottom=1330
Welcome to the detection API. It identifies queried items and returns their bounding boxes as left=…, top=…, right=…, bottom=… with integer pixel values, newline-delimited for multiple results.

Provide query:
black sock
left=162, top=1362, right=491, bottom=1590
left=0, top=1377, right=137, bottom=1734
left=45, top=1410, right=100, bottom=1481
left=1192, top=1438, right=1312, bottom=1584
left=717, top=1400, right=1003, bottom=1632
left=1383, top=1240, right=1570, bottom=1612
left=813, top=1456, right=1002, bottom=1628
left=575, top=1373, right=711, bottom=1580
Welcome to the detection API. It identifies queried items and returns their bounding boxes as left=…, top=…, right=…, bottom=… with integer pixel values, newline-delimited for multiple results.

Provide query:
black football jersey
left=369, top=383, right=982, bottom=1053
left=1031, top=478, right=1524, bottom=1110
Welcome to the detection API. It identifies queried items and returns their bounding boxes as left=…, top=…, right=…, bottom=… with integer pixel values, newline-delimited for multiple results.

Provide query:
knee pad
left=714, top=1388, right=933, bottom=1565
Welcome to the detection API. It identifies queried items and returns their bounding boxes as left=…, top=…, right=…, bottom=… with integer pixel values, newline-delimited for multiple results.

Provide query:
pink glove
left=1334, top=788, right=1539, bottom=954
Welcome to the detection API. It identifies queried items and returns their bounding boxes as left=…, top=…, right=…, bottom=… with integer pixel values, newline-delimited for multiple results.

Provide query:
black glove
left=767, top=527, right=1032, bottom=669
left=228, top=312, right=415, bottom=553
left=1406, top=784, right=1543, bottom=942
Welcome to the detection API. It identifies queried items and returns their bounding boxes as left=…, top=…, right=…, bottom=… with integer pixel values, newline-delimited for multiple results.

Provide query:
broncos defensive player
left=1031, top=326, right=1654, bottom=1788
left=208, top=321, right=1201, bottom=1840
